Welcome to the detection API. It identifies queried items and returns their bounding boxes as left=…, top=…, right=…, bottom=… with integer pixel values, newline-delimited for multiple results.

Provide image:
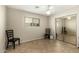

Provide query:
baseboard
left=20, top=37, right=43, bottom=44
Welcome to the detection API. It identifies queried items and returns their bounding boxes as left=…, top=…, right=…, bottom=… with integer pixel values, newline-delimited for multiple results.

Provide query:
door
left=55, top=14, right=77, bottom=45
left=64, top=15, right=77, bottom=45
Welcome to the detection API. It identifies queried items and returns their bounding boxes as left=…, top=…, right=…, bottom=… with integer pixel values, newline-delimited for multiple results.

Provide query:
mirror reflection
left=55, top=14, right=77, bottom=45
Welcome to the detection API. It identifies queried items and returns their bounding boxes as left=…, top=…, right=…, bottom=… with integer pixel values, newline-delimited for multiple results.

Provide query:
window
left=25, top=17, right=32, bottom=23
left=25, top=17, right=40, bottom=26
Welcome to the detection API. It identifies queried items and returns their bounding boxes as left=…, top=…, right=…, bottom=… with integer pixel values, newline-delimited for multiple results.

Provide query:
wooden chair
left=6, top=30, right=20, bottom=49
left=44, top=28, right=51, bottom=39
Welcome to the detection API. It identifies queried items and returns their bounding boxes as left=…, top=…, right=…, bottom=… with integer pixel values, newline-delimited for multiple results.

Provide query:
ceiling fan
left=46, top=5, right=54, bottom=15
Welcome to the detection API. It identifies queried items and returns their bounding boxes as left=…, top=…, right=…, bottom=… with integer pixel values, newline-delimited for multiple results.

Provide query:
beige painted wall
left=0, top=6, right=6, bottom=52
left=49, top=15, right=56, bottom=39
left=6, top=7, right=49, bottom=43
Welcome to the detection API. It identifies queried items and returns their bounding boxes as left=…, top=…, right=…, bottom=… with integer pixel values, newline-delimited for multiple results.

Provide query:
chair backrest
left=6, top=30, right=14, bottom=41
left=45, top=28, right=50, bottom=34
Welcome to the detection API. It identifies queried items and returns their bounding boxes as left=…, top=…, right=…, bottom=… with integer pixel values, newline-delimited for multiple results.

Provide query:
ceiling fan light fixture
left=46, top=5, right=54, bottom=15
left=46, top=10, right=51, bottom=15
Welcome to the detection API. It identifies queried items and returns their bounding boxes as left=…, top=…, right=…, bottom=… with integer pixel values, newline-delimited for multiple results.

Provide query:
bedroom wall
left=6, top=7, right=49, bottom=43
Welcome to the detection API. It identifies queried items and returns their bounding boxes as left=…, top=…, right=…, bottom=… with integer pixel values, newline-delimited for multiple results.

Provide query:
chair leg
left=6, top=42, right=9, bottom=49
left=12, top=42, right=15, bottom=49
left=48, top=35, right=50, bottom=40
left=18, top=39, right=20, bottom=45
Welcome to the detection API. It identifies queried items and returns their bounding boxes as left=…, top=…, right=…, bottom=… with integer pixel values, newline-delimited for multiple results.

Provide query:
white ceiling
left=7, top=5, right=79, bottom=16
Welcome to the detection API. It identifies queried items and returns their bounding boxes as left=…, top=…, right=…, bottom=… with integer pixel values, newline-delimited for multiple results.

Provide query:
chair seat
left=14, top=38, right=20, bottom=40
left=9, top=38, right=20, bottom=42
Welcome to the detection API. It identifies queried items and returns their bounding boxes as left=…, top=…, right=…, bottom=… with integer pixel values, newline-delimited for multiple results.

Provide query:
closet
left=55, top=14, right=77, bottom=45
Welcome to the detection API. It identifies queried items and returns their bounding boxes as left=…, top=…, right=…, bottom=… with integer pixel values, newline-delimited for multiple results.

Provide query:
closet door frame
left=55, top=14, right=77, bottom=46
